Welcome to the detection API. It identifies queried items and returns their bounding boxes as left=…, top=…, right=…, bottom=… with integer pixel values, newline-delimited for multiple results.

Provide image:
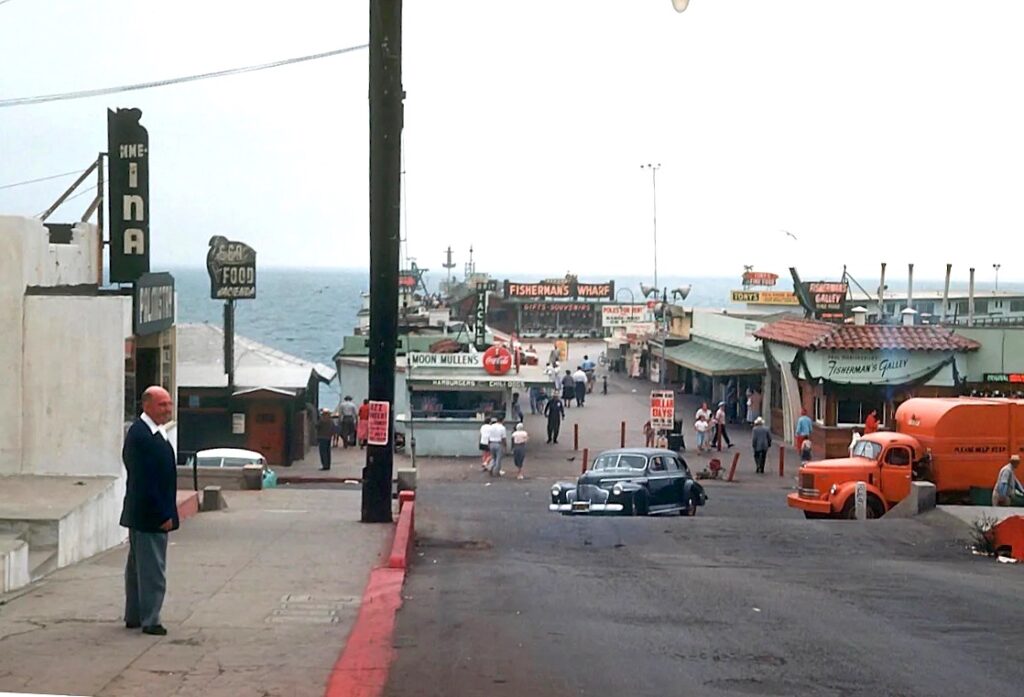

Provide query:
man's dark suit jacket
left=120, top=418, right=179, bottom=533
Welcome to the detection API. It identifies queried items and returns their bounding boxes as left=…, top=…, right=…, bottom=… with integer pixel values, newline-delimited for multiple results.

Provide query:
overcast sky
left=1, top=1, right=1022, bottom=283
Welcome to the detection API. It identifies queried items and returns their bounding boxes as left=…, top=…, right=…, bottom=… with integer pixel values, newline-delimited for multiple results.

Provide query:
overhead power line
left=0, top=44, right=369, bottom=108
left=0, top=168, right=89, bottom=191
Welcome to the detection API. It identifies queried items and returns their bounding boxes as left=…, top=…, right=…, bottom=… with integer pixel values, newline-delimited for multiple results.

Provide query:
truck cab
left=787, top=432, right=919, bottom=519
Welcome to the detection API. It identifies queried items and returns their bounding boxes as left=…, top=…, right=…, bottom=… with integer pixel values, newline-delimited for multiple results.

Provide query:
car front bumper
left=549, top=502, right=625, bottom=514
left=787, top=492, right=831, bottom=514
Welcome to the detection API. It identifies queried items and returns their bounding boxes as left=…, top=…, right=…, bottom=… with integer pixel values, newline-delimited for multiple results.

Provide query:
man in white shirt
left=572, top=367, right=588, bottom=407
left=479, top=419, right=494, bottom=471
left=488, top=417, right=508, bottom=476
left=695, top=402, right=712, bottom=423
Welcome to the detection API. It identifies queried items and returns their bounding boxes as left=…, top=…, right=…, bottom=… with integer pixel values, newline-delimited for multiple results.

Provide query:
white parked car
left=191, top=448, right=267, bottom=469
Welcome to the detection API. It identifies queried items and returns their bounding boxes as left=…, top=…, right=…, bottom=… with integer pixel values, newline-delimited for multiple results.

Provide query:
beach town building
left=176, top=323, right=335, bottom=466
left=1, top=215, right=177, bottom=591
left=754, top=316, right=981, bottom=458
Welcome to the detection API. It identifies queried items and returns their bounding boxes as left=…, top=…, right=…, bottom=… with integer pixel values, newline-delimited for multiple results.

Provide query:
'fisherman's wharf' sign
left=207, top=236, right=257, bottom=299
left=504, top=279, right=615, bottom=300
left=107, top=108, right=150, bottom=283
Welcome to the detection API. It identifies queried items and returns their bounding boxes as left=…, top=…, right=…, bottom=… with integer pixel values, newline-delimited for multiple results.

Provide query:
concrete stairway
left=0, top=519, right=60, bottom=593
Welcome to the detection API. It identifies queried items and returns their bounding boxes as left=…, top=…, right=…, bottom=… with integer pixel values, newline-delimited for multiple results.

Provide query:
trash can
left=667, top=433, right=685, bottom=452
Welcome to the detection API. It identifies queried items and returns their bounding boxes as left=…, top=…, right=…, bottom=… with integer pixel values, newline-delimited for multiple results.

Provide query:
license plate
left=572, top=501, right=590, bottom=512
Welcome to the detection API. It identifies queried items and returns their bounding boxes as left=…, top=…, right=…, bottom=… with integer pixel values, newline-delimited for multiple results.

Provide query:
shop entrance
left=247, top=403, right=286, bottom=465
left=135, top=347, right=160, bottom=406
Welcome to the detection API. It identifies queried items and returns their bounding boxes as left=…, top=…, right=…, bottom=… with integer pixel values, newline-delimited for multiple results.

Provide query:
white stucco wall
left=691, top=311, right=765, bottom=351
left=58, top=476, right=126, bottom=567
left=0, top=218, right=29, bottom=473
left=22, top=295, right=131, bottom=476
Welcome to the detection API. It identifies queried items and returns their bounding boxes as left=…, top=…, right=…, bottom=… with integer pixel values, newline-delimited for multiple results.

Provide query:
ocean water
left=170, top=267, right=1017, bottom=408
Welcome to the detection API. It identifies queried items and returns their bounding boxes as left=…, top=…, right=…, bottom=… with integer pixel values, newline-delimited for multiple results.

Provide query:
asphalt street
left=385, top=476, right=1024, bottom=697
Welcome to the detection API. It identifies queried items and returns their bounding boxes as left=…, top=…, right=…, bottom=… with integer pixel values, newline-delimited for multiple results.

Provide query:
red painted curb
left=278, top=476, right=362, bottom=485
left=176, top=491, right=199, bottom=522
left=324, top=567, right=404, bottom=697
left=325, top=493, right=416, bottom=697
left=388, top=501, right=414, bottom=570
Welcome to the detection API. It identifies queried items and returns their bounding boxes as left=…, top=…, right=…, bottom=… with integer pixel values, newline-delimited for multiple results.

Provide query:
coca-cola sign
left=482, top=345, right=513, bottom=375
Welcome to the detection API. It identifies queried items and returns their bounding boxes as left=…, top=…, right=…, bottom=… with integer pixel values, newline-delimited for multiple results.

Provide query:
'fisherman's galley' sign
left=804, top=350, right=956, bottom=385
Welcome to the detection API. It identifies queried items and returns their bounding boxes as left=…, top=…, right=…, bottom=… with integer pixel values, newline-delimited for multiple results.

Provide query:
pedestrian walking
left=992, top=454, right=1024, bottom=506
left=544, top=395, right=565, bottom=443
left=488, top=416, right=508, bottom=476
left=339, top=395, right=358, bottom=448
left=316, top=409, right=333, bottom=470
left=573, top=366, right=588, bottom=407
left=643, top=420, right=655, bottom=447
left=848, top=429, right=862, bottom=456
left=529, top=385, right=541, bottom=415
left=512, top=422, right=529, bottom=479
left=714, top=402, right=733, bottom=450
left=748, top=388, right=763, bottom=423
left=795, top=409, right=813, bottom=453
left=800, top=438, right=814, bottom=463
left=751, top=416, right=772, bottom=473
left=121, top=385, right=179, bottom=636
left=357, top=399, right=370, bottom=448
left=330, top=411, right=341, bottom=447
left=695, top=401, right=712, bottom=424
left=479, top=418, right=494, bottom=470
left=694, top=414, right=709, bottom=452
left=549, top=342, right=561, bottom=368
left=581, top=354, right=596, bottom=393
left=562, top=370, right=576, bottom=407
left=511, top=392, right=525, bottom=423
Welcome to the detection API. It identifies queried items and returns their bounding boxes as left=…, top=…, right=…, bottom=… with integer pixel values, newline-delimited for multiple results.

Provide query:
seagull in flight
left=781, top=230, right=798, bottom=241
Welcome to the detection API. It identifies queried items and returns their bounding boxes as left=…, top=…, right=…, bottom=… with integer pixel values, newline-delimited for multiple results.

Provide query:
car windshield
left=196, top=457, right=221, bottom=467
left=592, top=454, right=647, bottom=471
left=222, top=457, right=259, bottom=467
left=851, top=440, right=883, bottom=460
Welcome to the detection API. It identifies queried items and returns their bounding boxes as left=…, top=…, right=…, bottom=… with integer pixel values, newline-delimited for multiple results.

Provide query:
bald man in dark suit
left=121, top=386, right=179, bottom=636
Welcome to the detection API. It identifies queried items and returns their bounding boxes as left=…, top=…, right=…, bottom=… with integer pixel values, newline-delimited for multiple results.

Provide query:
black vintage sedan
left=549, top=448, right=708, bottom=516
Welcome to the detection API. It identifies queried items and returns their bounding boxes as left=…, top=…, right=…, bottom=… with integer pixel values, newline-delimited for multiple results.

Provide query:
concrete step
left=28, top=544, right=58, bottom=581
left=1, top=532, right=30, bottom=593
left=0, top=518, right=59, bottom=548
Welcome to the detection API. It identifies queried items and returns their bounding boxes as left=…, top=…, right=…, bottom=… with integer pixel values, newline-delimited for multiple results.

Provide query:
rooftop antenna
left=465, top=245, right=475, bottom=279
left=442, top=245, right=456, bottom=293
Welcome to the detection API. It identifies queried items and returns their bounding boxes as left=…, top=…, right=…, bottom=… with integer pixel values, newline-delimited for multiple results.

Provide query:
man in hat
left=992, top=454, right=1024, bottom=507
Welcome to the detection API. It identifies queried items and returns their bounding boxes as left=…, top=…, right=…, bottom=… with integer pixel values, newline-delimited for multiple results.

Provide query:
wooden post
left=581, top=447, right=589, bottom=474
left=574, top=423, right=579, bottom=451
left=620, top=421, right=626, bottom=448
left=778, top=445, right=785, bottom=477
left=726, top=452, right=740, bottom=482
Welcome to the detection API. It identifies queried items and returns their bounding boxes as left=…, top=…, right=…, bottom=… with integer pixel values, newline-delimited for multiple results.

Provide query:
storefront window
left=411, top=390, right=506, bottom=419
left=837, top=398, right=883, bottom=426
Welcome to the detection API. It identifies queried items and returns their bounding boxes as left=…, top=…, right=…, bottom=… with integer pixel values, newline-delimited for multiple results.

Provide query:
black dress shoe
left=142, top=624, right=167, bottom=636
left=125, top=621, right=140, bottom=629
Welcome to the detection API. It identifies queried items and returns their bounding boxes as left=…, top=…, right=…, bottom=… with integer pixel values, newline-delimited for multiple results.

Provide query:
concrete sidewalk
left=0, top=489, right=391, bottom=697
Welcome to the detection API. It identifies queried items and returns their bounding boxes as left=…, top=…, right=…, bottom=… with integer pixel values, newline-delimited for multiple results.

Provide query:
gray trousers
left=125, top=528, right=168, bottom=628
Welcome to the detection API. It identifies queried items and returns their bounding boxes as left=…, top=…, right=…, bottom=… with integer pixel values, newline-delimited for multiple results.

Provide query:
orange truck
left=788, top=397, right=1024, bottom=519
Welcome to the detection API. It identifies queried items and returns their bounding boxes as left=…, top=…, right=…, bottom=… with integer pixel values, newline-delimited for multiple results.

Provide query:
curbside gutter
left=324, top=491, right=416, bottom=697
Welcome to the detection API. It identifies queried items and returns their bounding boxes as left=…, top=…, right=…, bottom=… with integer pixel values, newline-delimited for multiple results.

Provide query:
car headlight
left=829, top=484, right=838, bottom=496
left=612, top=483, right=623, bottom=496
left=551, top=485, right=562, bottom=497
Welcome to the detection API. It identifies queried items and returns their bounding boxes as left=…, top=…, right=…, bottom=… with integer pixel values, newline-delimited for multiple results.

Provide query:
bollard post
left=854, top=481, right=867, bottom=520
left=726, top=452, right=740, bottom=482
left=778, top=445, right=785, bottom=477
left=620, top=421, right=626, bottom=448
left=581, top=447, right=589, bottom=474
left=574, top=423, right=579, bottom=451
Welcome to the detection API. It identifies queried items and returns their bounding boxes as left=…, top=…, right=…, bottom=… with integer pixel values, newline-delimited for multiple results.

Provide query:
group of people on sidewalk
left=316, top=396, right=371, bottom=470
left=692, top=401, right=736, bottom=453
left=478, top=416, right=530, bottom=479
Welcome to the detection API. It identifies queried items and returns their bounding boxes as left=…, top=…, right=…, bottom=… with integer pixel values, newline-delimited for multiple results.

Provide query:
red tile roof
left=753, top=318, right=981, bottom=352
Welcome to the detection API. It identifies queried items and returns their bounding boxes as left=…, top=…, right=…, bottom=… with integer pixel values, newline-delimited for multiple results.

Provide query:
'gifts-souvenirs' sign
left=107, top=108, right=150, bottom=283
left=207, top=236, right=257, bottom=299
left=650, top=390, right=675, bottom=430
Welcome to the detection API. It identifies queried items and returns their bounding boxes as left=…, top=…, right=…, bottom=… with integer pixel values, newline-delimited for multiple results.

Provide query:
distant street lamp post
left=641, top=163, right=661, bottom=289
left=993, top=263, right=1001, bottom=291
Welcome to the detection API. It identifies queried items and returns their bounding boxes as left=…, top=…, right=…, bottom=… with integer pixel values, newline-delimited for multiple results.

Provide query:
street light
left=993, top=263, right=1001, bottom=291
left=640, top=163, right=661, bottom=289
left=671, top=0, right=690, bottom=10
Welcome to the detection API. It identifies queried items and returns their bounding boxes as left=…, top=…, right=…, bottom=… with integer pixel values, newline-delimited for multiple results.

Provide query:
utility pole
left=641, top=163, right=661, bottom=289
left=362, top=0, right=404, bottom=523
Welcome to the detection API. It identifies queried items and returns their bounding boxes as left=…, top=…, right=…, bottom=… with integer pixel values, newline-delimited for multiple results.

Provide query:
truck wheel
left=840, top=496, right=884, bottom=519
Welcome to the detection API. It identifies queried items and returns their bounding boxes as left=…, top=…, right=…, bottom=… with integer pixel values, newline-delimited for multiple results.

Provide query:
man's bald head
left=141, top=386, right=173, bottom=425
